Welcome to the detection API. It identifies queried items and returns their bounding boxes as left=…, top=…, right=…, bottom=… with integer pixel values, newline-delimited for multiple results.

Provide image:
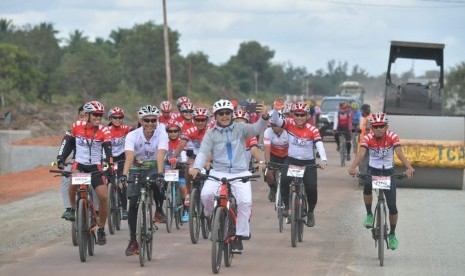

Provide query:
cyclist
left=351, top=101, right=361, bottom=135
left=232, top=110, right=265, bottom=173
left=270, top=100, right=328, bottom=227
left=358, top=104, right=372, bottom=185
left=170, top=107, right=211, bottom=222
left=263, top=111, right=289, bottom=202
left=333, top=101, right=353, bottom=160
left=159, top=100, right=180, bottom=124
left=348, top=112, right=414, bottom=250
left=57, top=101, right=113, bottom=245
left=57, top=104, right=88, bottom=220
left=176, top=96, right=190, bottom=114
left=189, top=99, right=270, bottom=253
left=107, top=106, right=131, bottom=220
left=119, top=105, right=168, bottom=256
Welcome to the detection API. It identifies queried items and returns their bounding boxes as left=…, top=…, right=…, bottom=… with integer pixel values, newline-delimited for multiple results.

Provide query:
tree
left=444, top=62, right=465, bottom=114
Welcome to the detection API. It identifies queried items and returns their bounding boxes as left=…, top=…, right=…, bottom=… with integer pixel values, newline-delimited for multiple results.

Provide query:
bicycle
left=163, top=163, right=187, bottom=233
left=351, top=127, right=360, bottom=154
left=50, top=169, right=103, bottom=262
left=269, top=162, right=321, bottom=247
left=356, top=172, right=407, bottom=266
left=126, top=170, right=157, bottom=267
left=265, top=162, right=285, bottom=233
left=107, top=160, right=125, bottom=235
left=338, top=131, right=347, bottom=167
left=188, top=168, right=210, bottom=244
left=196, top=173, right=260, bottom=274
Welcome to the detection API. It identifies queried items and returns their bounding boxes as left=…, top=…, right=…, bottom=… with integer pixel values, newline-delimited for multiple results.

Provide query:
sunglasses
left=195, top=118, right=207, bottom=122
left=91, top=113, right=103, bottom=118
left=216, top=111, right=232, bottom=117
left=112, top=116, right=123, bottom=120
left=143, top=118, right=157, bottom=123
left=167, top=129, right=179, bottom=133
left=372, top=125, right=386, bottom=129
left=182, top=110, right=194, bottom=114
left=294, top=113, right=307, bottom=117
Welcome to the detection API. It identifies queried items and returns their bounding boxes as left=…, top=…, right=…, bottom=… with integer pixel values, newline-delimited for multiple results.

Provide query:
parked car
left=318, top=96, right=355, bottom=137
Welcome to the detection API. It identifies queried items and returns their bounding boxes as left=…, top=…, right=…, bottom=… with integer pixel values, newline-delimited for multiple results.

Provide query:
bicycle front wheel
left=224, top=214, right=234, bottom=267
left=115, top=184, right=122, bottom=231
left=189, top=188, right=201, bottom=244
left=275, top=171, right=284, bottom=233
left=107, top=183, right=116, bottom=235
left=137, top=201, right=147, bottom=267
left=87, top=205, right=95, bottom=256
left=211, top=207, right=225, bottom=274
left=290, top=192, right=299, bottom=247
left=164, top=183, right=174, bottom=233
left=340, top=137, right=346, bottom=167
left=77, top=200, right=88, bottom=262
left=377, top=202, right=385, bottom=266
left=71, top=220, right=78, bottom=246
left=146, top=198, right=154, bottom=261
left=298, top=194, right=307, bottom=243
left=174, top=185, right=182, bottom=230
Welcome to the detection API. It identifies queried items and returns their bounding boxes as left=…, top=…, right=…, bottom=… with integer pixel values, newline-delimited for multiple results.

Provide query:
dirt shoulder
left=0, top=166, right=59, bottom=204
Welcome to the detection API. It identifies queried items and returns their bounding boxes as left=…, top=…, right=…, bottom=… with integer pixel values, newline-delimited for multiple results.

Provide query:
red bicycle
left=197, top=173, right=260, bottom=274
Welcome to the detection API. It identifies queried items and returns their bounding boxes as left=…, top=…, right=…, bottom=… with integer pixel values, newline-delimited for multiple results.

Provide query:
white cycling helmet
left=138, top=105, right=160, bottom=119
left=212, top=99, right=234, bottom=114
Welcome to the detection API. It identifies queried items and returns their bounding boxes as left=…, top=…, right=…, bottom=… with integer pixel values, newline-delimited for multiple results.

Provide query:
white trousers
left=201, top=169, right=252, bottom=237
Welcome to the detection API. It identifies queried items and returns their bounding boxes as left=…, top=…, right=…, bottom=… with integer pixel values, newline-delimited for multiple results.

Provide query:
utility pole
left=254, top=71, right=258, bottom=94
left=187, top=59, right=192, bottom=98
left=162, top=0, right=173, bottom=102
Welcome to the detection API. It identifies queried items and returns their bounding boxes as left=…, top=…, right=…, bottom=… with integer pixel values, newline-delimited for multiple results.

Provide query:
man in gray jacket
left=190, top=99, right=269, bottom=252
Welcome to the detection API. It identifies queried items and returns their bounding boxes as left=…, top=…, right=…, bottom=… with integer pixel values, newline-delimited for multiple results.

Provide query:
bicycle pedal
left=231, top=251, right=242, bottom=255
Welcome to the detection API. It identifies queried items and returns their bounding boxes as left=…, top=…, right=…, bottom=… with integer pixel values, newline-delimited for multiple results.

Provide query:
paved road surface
left=1, top=142, right=464, bottom=275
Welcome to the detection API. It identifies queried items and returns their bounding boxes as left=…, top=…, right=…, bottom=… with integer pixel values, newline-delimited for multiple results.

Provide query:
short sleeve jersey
left=263, top=127, right=289, bottom=158
left=181, top=126, right=208, bottom=155
left=282, top=118, right=321, bottom=160
left=108, top=125, right=131, bottom=156
left=360, top=130, right=401, bottom=170
left=72, top=121, right=111, bottom=165
left=124, top=126, right=169, bottom=162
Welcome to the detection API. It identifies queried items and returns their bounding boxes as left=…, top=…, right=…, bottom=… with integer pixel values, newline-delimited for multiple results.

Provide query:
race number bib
left=372, top=176, right=391, bottom=190
left=164, top=169, right=180, bottom=182
left=72, top=173, right=92, bottom=185
left=287, top=165, right=305, bottom=178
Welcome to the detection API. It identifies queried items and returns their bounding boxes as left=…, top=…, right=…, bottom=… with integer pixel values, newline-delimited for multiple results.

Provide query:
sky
left=2, top=0, right=465, bottom=77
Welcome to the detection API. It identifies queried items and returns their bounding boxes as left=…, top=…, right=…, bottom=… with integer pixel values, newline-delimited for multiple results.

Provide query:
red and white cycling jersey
left=159, top=113, right=180, bottom=124
left=181, top=126, right=208, bottom=155
left=245, top=136, right=259, bottom=165
left=178, top=120, right=196, bottom=150
left=108, top=125, right=131, bottom=156
left=360, top=130, right=400, bottom=170
left=282, top=118, right=322, bottom=160
left=263, top=127, right=289, bottom=158
left=72, top=121, right=111, bottom=165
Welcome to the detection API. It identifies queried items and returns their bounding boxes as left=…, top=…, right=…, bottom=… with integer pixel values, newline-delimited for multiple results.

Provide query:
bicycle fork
left=371, top=198, right=388, bottom=249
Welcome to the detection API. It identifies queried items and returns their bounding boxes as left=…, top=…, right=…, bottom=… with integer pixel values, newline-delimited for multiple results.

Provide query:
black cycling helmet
left=361, top=104, right=371, bottom=113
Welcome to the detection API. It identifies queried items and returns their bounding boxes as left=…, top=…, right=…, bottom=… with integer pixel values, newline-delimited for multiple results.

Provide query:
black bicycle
left=357, top=172, right=407, bottom=266
left=265, top=162, right=285, bottom=233
left=127, top=171, right=157, bottom=267
left=107, top=160, right=125, bottom=235
left=189, top=168, right=210, bottom=244
left=196, top=173, right=260, bottom=274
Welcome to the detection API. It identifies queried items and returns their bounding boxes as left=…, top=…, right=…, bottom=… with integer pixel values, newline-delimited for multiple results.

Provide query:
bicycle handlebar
left=266, top=161, right=321, bottom=170
left=356, top=172, right=407, bottom=180
left=197, top=173, right=260, bottom=184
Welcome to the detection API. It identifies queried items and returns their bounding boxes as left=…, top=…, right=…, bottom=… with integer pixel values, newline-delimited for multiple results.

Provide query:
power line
left=319, top=0, right=465, bottom=8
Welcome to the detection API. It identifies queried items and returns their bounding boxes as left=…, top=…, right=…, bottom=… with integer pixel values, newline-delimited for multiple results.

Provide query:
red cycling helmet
left=233, top=110, right=250, bottom=122
left=83, top=101, right=105, bottom=114
left=165, top=119, right=182, bottom=131
left=193, top=107, right=210, bottom=119
left=370, top=112, right=389, bottom=126
left=180, top=102, right=195, bottom=113
left=176, top=96, right=190, bottom=108
left=160, top=101, right=172, bottom=112
left=292, top=101, right=310, bottom=113
left=108, top=106, right=124, bottom=119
